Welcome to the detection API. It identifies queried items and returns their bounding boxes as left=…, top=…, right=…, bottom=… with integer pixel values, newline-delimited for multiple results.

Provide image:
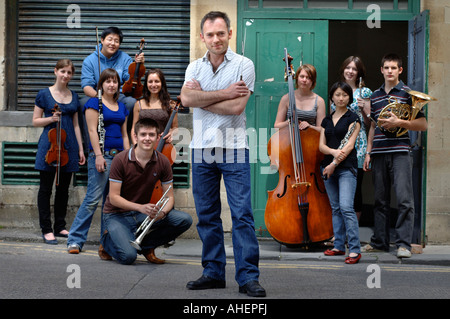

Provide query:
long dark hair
left=339, top=56, right=367, bottom=87
left=142, top=68, right=171, bottom=112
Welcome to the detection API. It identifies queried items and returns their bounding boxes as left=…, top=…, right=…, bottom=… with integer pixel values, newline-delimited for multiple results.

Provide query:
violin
left=264, top=50, right=333, bottom=247
left=45, top=104, right=69, bottom=185
left=149, top=98, right=182, bottom=204
left=123, top=38, right=146, bottom=99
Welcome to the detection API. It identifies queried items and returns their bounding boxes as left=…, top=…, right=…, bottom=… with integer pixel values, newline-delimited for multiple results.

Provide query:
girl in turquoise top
left=331, top=56, right=372, bottom=221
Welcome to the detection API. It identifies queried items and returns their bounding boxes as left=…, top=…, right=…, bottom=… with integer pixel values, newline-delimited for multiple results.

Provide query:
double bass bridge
left=291, top=182, right=311, bottom=196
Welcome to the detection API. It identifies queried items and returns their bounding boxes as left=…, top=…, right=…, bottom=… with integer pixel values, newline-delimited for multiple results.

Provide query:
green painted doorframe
left=236, top=0, right=428, bottom=243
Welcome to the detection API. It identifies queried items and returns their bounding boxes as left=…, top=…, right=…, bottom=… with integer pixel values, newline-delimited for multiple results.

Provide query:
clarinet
left=97, top=91, right=105, bottom=155
left=96, top=27, right=105, bottom=155
left=338, top=121, right=357, bottom=150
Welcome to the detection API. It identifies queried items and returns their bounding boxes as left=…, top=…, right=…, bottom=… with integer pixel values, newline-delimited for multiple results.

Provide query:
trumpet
left=130, top=185, right=172, bottom=251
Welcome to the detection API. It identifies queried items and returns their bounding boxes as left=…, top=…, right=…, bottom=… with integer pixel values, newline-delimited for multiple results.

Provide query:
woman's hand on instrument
left=357, top=97, right=368, bottom=110
left=298, top=121, right=311, bottom=131
left=51, top=111, right=61, bottom=123
left=331, top=149, right=346, bottom=162
left=161, top=131, right=173, bottom=144
left=95, top=155, right=107, bottom=172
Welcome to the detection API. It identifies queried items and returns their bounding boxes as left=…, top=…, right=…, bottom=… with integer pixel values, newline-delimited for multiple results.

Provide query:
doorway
left=243, top=18, right=329, bottom=237
left=328, top=20, right=408, bottom=235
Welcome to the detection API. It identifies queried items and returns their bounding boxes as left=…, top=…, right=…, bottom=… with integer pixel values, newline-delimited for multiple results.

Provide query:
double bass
left=264, top=49, right=333, bottom=247
left=123, top=38, right=146, bottom=99
left=149, top=98, right=182, bottom=204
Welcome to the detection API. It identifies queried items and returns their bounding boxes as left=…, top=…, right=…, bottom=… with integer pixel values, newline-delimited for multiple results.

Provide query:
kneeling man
left=100, top=118, right=192, bottom=265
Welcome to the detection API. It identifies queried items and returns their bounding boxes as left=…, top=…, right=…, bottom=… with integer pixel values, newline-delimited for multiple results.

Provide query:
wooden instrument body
left=149, top=100, right=181, bottom=204
left=265, top=125, right=333, bottom=246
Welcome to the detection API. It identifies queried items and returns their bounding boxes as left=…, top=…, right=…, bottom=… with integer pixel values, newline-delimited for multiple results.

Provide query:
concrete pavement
left=1, top=226, right=450, bottom=266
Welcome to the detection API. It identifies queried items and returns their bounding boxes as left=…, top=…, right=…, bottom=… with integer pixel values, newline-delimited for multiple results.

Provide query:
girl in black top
left=319, top=82, right=362, bottom=264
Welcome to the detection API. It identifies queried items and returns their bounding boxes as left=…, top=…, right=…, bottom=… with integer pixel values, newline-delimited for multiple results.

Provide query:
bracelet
left=365, top=152, right=371, bottom=155
left=332, top=161, right=338, bottom=167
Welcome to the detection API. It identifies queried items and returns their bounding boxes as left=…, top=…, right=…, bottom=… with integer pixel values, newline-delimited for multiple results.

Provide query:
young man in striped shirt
left=363, top=53, right=427, bottom=258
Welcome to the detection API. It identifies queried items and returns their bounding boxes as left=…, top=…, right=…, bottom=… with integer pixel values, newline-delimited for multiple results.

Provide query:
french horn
left=377, top=88, right=436, bottom=137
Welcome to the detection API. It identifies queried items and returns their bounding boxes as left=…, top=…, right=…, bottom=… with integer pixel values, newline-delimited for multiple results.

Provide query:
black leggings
left=37, top=170, right=73, bottom=234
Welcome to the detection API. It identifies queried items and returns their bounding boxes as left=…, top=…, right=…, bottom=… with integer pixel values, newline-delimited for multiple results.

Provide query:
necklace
left=50, top=86, right=71, bottom=104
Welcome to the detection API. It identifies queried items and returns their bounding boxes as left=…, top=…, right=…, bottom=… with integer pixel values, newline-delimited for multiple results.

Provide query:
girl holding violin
left=33, top=59, right=85, bottom=244
left=67, top=68, right=130, bottom=254
left=319, top=82, right=362, bottom=264
left=274, top=64, right=326, bottom=132
left=130, top=69, right=178, bottom=146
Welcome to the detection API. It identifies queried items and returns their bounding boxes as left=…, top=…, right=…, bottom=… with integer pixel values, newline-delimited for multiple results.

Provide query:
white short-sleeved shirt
left=184, top=47, right=255, bottom=149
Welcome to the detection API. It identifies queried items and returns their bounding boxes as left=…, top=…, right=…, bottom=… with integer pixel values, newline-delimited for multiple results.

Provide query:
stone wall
left=423, top=0, right=450, bottom=243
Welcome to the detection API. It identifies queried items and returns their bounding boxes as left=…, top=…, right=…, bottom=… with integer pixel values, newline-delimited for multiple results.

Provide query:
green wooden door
left=243, top=19, right=329, bottom=237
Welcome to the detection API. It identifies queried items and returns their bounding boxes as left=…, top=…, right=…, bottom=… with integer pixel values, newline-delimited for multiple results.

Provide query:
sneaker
left=67, top=244, right=80, bottom=254
left=361, top=244, right=383, bottom=253
left=397, top=247, right=411, bottom=258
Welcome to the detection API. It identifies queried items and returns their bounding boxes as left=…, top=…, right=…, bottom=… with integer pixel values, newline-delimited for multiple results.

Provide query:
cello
left=264, top=49, right=333, bottom=247
left=149, top=98, right=182, bottom=204
left=45, top=104, right=69, bottom=186
left=122, top=38, right=146, bottom=99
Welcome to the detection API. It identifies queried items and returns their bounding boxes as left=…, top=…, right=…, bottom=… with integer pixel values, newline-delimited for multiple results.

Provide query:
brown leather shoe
left=144, top=248, right=165, bottom=264
left=98, top=244, right=112, bottom=260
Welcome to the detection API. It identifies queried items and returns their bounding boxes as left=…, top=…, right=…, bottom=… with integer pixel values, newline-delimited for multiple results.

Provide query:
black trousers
left=37, top=170, right=73, bottom=234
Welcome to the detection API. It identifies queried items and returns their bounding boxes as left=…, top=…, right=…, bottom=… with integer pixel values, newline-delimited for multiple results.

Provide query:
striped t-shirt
left=369, top=80, right=424, bottom=154
left=184, top=47, right=255, bottom=149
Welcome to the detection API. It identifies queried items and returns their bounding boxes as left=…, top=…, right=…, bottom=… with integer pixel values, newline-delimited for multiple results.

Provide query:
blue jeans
left=370, top=152, right=414, bottom=251
left=192, top=148, right=260, bottom=286
left=67, top=152, right=113, bottom=249
left=323, top=167, right=361, bottom=254
left=101, top=209, right=192, bottom=265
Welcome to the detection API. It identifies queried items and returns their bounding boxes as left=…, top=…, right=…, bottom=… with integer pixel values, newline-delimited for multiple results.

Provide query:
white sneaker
left=67, top=244, right=80, bottom=254
left=397, top=247, right=411, bottom=258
